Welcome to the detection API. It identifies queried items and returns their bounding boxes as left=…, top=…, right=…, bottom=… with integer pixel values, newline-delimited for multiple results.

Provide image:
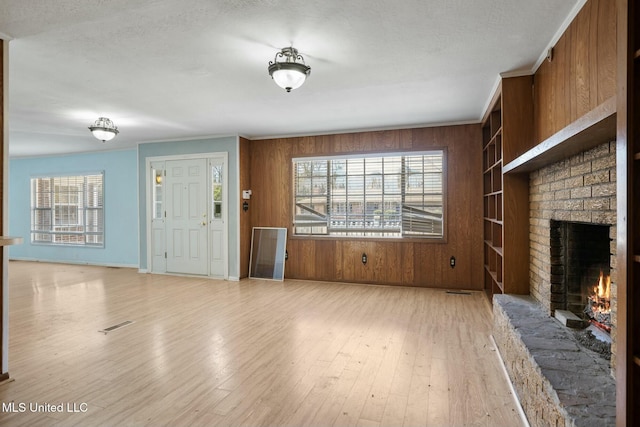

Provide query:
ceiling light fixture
left=268, top=47, right=311, bottom=92
left=88, top=117, right=119, bottom=142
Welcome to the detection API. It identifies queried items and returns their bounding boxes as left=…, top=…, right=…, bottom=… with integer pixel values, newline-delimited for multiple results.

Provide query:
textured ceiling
left=1, top=0, right=583, bottom=157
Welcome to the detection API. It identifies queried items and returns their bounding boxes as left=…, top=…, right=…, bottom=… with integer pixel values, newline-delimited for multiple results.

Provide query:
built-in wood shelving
left=504, top=96, right=616, bottom=174
left=481, top=76, right=532, bottom=301
left=482, top=98, right=504, bottom=298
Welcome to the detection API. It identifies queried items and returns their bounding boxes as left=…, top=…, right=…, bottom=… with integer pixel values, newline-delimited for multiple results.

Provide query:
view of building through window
left=30, top=173, right=104, bottom=246
left=293, top=151, right=444, bottom=238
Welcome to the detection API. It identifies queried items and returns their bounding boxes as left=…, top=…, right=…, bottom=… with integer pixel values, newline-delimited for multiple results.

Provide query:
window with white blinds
left=293, top=151, right=445, bottom=238
left=31, top=173, right=104, bottom=246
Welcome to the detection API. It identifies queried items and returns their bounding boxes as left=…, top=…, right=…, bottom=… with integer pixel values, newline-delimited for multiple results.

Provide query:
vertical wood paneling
left=245, top=125, right=483, bottom=289
left=502, top=76, right=534, bottom=164
left=575, top=0, right=592, bottom=119
left=314, top=240, right=336, bottom=281
left=400, top=243, right=414, bottom=285
left=0, top=39, right=9, bottom=381
left=597, top=0, right=617, bottom=106
left=0, top=39, right=5, bottom=378
left=588, top=0, right=600, bottom=111
left=533, top=0, right=616, bottom=145
left=239, top=138, right=251, bottom=278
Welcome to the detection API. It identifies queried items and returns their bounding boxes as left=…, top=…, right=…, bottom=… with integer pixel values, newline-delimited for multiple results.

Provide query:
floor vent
left=99, top=320, right=134, bottom=334
left=445, top=290, right=472, bottom=295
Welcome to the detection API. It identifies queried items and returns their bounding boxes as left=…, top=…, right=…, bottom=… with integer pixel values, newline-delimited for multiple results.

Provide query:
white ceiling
left=1, top=0, right=583, bottom=158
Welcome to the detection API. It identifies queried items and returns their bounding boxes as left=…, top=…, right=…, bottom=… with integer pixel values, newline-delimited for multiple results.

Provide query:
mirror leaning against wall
left=249, top=227, right=287, bottom=281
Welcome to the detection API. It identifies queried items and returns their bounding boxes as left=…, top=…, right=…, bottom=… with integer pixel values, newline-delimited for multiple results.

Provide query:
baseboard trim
left=489, top=334, right=530, bottom=427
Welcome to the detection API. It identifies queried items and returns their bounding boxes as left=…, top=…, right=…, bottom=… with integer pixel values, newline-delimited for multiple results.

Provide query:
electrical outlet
left=450, top=256, right=456, bottom=268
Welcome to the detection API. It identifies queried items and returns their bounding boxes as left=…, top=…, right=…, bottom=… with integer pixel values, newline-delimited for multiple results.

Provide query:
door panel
left=166, top=159, right=208, bottom=275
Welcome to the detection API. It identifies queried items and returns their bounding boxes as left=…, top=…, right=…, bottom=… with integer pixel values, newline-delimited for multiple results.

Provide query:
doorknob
left=201, top=221, right=206, bottom=226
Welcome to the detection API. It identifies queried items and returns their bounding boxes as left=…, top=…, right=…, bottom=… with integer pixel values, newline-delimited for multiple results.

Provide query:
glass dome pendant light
left=268, top=47, right=311, bottom=92
left=88, top=117, right=119, bottom=142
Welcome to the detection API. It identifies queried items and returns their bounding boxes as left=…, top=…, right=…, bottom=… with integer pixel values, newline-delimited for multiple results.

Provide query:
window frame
left=291, top=150, right=447, bottom=241
left=30, top=172, right=105, bottom=247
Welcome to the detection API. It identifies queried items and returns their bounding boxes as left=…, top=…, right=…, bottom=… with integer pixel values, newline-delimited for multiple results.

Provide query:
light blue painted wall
left=137, top=136, right=240, bottom=278
left=8, top=149, right=139, bottom=267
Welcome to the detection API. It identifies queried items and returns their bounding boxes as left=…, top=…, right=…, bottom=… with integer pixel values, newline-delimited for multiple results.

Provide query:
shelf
left=0, top=236, right=23, bottom=246
left=503, top=97, right=616, bottom=174
left=484, top=240, right=503, bottom=255
left=484, top=267, right=504, bottom=291
left=483, top=217, right=503, bottom=225
left=483, top=128, right=502, bottom=147
left=483, top=159, right=502, bottom=174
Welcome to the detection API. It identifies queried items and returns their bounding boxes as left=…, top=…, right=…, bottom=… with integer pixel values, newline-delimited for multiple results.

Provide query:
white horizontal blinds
left=402, top=153, right=443, bottom=236
left=30, top=173, right=104, bottom=246
left=31, top=178, right=53, bottom=243
left=292, top=151, right=444, bottom=238
left=84, top=174, right=104, bottom=245
left=293, top=160, right=329, bottom=234
left=329, top=156, right=403, bottom=235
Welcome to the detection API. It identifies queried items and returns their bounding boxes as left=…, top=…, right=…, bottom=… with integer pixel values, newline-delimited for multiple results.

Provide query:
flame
left=594, top=271, right=611, bottom=300
left=590, top=270, right=611, bottom=314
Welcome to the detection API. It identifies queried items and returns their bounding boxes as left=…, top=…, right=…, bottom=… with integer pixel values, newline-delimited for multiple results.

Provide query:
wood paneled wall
left=0, top=39, right=6, bottom=379
left=247, top=125, right=483, bottom=289
left=533, top=0, right=616, bottom=144
left=239, top=137, right=251, bottom=279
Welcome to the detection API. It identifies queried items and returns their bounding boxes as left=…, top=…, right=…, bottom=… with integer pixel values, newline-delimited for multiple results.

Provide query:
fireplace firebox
left=549, top=220, right=611, bottom=331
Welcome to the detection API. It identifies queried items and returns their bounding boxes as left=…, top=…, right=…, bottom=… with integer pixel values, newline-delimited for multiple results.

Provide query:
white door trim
left=207, top=154, right=228, bottom=279
left=145, top=152, right=229, bottom=279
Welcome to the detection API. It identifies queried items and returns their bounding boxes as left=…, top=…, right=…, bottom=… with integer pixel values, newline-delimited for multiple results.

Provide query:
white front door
left=165, top=158, right=208, bottom=275
left=209, top=157, right=227, bottom=278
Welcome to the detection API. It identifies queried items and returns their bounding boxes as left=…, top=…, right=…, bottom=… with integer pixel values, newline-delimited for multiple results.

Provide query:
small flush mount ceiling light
left=268, top=46, right=311, bottom=92
left=88, top=117, right=119, bottom=142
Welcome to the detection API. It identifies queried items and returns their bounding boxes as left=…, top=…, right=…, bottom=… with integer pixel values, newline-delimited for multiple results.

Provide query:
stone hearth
left=493, top=294, right=615, bottom=427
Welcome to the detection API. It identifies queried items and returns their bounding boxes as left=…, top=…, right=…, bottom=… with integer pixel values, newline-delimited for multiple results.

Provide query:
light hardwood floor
left=0, top=261, right=524, bottom=426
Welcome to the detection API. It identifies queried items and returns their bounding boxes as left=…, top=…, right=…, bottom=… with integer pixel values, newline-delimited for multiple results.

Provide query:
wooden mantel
left=503, top=96, right=617, bottom=174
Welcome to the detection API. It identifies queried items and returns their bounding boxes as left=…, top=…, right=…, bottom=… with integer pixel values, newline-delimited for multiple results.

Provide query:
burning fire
left=593, top=271, right=611, bottom=308
left=586, top=270, right=611, bottom=332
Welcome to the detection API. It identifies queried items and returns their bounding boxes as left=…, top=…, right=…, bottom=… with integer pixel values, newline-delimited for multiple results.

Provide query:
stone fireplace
left=493, top=141, right=617, bottom=427
left=529, top=141, right=617, bottom=363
